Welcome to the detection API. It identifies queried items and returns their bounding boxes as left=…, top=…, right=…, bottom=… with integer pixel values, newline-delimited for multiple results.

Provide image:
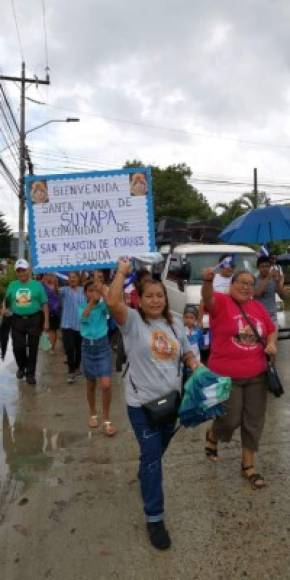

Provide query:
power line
left=0, top=127, right=18, bottom=167
left=10, top=0, right=24, bottom=60
left=0, top=157, right=18, bottom=194
left=0, top=84, right=20, bottom=134
left=26, top=97, right=290, bottom=152
left=0, top=104, right=19, bottom=157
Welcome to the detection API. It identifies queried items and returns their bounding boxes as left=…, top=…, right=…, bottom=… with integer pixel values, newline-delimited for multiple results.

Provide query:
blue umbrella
left=219, top=205, right=290, bottom=244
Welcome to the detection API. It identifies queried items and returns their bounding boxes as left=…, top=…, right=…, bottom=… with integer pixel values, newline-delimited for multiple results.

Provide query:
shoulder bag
left=233, top=299, right=284, bottom=398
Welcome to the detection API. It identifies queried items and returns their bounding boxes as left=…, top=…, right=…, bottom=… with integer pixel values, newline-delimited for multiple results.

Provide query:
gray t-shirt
left=120, top=308, right=191, bottom=407
left=255, top=275, right=277, bottom=322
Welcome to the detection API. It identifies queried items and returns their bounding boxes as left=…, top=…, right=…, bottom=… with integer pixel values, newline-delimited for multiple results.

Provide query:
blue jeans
left=127, top=405, right=176, bottom=522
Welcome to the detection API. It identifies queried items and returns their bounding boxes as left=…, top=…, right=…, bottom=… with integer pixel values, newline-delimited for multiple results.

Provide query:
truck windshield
left=186, top=253, right=257, bottom=284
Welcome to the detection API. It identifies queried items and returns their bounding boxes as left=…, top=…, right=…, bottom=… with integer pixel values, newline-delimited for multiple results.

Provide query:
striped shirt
left=60, top=286, right=84, bottom=331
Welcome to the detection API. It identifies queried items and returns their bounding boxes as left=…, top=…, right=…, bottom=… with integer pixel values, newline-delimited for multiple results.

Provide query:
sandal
left=102, top=421, right=117, bottom=437
left=88, top=415, right=98, bottom=428
left=241, top=464, right=266, bottom=490
left=205, top=429, right=218, bottom=460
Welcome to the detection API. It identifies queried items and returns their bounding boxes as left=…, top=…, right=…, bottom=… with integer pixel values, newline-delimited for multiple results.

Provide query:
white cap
left=15, top=258, right=30, bottom=270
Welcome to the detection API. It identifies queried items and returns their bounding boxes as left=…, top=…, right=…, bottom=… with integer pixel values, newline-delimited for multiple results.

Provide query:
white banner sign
left=25, top=167, right=155, bottom=272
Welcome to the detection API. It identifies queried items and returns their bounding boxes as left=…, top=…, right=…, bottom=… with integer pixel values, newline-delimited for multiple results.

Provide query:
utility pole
left=253, top=167, right=258, bottom=207
left=0, top=62, right=50, bottom=257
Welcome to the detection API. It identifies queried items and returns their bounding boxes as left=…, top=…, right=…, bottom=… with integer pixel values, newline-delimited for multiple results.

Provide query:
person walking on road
left=254, top=255, right=287, bottom=324
left=79, top=279, right=116, bottom=435
left=202, top=268, right=277, bottom=490
left=107, top=258, right=198, bottom=551
left=60, top=272, right=84, bottom=383
left=5, top=259, right=49, bottom=385
left=42, top=273, right=61, bottom=353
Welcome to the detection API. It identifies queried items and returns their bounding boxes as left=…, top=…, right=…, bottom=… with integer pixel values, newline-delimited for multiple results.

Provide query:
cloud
left=1, top=0, right=290, bottom=232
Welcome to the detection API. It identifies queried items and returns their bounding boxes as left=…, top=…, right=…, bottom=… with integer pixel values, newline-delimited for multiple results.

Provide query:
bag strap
left=169, top=322, right=182, bottom=377
left=232, top=298, right=266, bottom=347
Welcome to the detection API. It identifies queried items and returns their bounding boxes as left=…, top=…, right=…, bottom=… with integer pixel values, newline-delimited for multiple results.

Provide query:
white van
left=162, top=243, right=285, bottom=327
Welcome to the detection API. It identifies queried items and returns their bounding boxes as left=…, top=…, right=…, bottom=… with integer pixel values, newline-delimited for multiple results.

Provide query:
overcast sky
left=1, top=0, right=290, bottom=230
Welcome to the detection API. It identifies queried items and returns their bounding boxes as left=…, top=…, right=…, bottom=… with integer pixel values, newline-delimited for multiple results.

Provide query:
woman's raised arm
left=106, top=258, right=132, bottom=325
left=201, top=267, right=215, bottom=310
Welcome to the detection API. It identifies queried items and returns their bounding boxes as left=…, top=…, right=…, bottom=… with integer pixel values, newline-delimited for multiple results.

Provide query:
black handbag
left=233, top=299, right=284, bottom=398
left=130, top=375, right=181, bottom=427
left=142, top=390, right=181, bottom=427
left=266, top=359, right=284, bottom=398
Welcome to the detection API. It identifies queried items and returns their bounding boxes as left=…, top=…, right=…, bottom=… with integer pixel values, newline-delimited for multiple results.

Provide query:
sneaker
left=67, top=373, right=75, bottom=384
left=74, top=370, right=82, bottom=378
left=26, top=375, right=36, bottom=385
left=16, top=369, right=25, bottom=379
left=146, top=521, right=171, bottom=550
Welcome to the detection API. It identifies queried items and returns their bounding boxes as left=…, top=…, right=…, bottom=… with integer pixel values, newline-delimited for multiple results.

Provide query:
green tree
left=124, top=161, right=213, bottom=221
left=0, top=212, right=12, bottom=258
left=216, top=190, right=271, bottom=226
left=215, top=198, right=246, bottom=226
left=240, top=190, right=270, bottom=210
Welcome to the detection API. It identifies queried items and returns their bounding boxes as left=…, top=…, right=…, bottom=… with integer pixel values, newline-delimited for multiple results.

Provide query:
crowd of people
left=0, top=250, right=287, bottom=550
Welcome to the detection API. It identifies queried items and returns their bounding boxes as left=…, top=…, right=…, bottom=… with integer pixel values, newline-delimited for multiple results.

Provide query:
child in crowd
left=60, top=272, right=84, bottom=383
left=183, top=306, right=204, bottom=383
left=183, top=305, right=204, bottom=360
left=79, top=279, right=116, bottom=436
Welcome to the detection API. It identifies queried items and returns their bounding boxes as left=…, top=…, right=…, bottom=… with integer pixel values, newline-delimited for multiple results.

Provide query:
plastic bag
left=179, top=366, right=232, bottom=428
left=39, top=332, right=52, bottom=352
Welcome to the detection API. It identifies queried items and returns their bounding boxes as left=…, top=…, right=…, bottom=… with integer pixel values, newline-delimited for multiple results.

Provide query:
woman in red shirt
left=202, top=268, right=277, bottom=490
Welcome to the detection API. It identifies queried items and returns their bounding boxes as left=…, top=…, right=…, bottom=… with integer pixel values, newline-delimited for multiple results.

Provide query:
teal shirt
left=6, top=279, right=48, bottom=315
left=78, top=300, right=109, bottom=340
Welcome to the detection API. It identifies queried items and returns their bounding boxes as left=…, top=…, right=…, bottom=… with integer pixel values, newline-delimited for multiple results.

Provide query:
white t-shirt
left=213, top=273, right=232, bottom=294
left=120, top=309, right=191, bottom=407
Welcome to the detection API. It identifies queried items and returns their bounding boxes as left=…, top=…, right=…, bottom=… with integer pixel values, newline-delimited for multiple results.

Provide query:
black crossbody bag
left=233, top=300, right=284, bottom=398
left=129, top=324, right=182, bottom=427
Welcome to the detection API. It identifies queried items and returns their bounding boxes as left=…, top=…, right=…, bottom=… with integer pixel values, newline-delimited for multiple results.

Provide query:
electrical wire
left=0, top=85, right=20, bottom=134
left=10, top=0, right=25, bottom=61
left=0, top=158, right=18, bottom=195
left=24, top=97, right=290, bottom=152
left=0, top=101, right=19, bottom=153
left=0, top=127, right=18, bottom=167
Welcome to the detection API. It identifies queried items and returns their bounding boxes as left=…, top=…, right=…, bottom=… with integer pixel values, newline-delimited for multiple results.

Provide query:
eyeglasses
left=234, top=280, right=255, bottom=288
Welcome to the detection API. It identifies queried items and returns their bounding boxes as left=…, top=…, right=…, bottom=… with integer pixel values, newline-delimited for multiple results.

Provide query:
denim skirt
left=81, top=335, right=112, bottom=379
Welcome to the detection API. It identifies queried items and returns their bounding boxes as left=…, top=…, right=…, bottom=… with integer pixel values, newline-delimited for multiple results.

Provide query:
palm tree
left=240, top=190, right=270, bottom=210
left=215, top=198, right=246, bottom=226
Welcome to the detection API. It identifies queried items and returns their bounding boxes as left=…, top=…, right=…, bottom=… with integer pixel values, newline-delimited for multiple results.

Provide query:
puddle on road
left=0, top=405, right=90, bottom=484
left=0, top=344, right=87, bottom=484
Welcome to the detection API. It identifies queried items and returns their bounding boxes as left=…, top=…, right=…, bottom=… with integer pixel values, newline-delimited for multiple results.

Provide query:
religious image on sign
left=25, top=167, right=155, bottom=273
left=129, top=172, right=148, bottom=196
left=30, top=180, right=49, bottom=204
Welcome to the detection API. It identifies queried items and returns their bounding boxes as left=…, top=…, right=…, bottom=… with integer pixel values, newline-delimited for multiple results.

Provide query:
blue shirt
left=60, top=286, right=84, bottom=331
left=78, top=300, right=109, bottom=340
left=185, top=327, right=204, bottom=360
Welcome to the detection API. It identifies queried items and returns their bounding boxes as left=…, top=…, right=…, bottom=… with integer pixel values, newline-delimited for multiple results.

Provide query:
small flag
left=258, top=245, right=269, bottom=257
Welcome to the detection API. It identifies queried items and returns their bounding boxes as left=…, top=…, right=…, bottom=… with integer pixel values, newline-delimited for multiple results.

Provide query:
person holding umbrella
left=4, top=259, right=49, bottom=384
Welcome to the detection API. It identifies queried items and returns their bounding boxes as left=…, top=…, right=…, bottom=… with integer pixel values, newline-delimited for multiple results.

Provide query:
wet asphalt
left=0, top=330, right=290, bottom=580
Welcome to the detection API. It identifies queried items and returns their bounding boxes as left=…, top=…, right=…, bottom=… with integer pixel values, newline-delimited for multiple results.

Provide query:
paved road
left=0, top=337, right=290, bottom=580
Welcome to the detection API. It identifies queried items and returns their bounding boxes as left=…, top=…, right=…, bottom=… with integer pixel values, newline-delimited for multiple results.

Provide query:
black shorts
left=49, top=313, right=61, bottom=331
